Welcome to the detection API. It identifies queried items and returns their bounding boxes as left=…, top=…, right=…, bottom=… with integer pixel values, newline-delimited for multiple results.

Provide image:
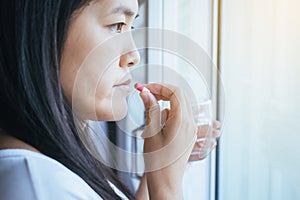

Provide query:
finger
left=161, top=108, right=169, bottom=126
left=196, top=125, right=210, bottom=138
left=212, top=120, right=221, bottom=138
left=140, top=92, right=157, bottom=125
left=140, top=92, right=162, bottom=138
left=189, top=141, right=217, bottom=162
left=198, top=139, right=212, bottom=150
left=189, top=154, right=205, bottom=162
left=196, top=138, right=216, bottom=151
left=213, top=120, right=221, bottom=129
left=144, top=83, right=176, bottom=99
left=192, top=137, right=213, bottom=152
left=212, top=129, right=221, bottom=138
left=139, top=91, right=158, bottom=110
left=188, top=151, right=208, bottom=161
left=144, top=83, right=183, bottom=112
left=146, top=93, right=170, bottom=101
left=193, top=142, right=205, bottom=151
left=197, top=122, right=221, bottom=139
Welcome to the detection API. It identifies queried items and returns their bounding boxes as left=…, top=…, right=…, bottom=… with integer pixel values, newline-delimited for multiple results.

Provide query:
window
left=104, top=0, right=300, bottom=199
left=114, top=0, right=221, bottom=199
left=129, top=0, right=220, bottom=199
left=218, top=0, right=300, bottom=199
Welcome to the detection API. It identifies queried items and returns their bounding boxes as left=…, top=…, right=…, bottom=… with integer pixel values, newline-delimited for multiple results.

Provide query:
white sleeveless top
left=0, top=149, right=128, bottom=200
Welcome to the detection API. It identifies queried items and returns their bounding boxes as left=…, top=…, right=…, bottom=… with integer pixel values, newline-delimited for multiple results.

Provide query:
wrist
left=146, top=172, right=183, bottom=199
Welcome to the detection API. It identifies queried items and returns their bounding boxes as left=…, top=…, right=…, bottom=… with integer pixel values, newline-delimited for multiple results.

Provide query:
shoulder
left=0, top=149, right=103, bottom=200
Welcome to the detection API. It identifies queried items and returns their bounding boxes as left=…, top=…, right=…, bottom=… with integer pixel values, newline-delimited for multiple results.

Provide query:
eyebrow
left=109, top=6, right=139, bottom=18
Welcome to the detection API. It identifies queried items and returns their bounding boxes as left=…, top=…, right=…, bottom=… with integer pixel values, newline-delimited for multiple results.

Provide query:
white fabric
left=0, top=149, right=128, bottom=200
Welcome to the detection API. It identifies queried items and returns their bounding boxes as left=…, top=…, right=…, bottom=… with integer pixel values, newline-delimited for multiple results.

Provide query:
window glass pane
left=161, top=0, right=215, bottom=199
left=219, top=0, right=300, bottom=199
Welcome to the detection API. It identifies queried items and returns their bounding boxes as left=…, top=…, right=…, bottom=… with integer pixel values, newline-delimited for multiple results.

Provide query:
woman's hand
left=189, top=120, right=221, bottom=161
left=139, top=83, right=197, bottom=199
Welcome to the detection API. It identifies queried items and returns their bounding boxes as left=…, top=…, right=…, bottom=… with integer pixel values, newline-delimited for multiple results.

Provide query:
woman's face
left=60, top=0, right=140, bottom=121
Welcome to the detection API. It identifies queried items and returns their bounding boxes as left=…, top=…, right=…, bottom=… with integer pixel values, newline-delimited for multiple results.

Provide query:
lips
left=115, top=79, right=131, bottom=86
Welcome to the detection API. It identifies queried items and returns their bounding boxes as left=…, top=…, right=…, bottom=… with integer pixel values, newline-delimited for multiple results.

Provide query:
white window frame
left=147, top=1, right=221, bottom=199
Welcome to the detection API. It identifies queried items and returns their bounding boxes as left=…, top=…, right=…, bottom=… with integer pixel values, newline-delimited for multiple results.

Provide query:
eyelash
left=110, top=22, right=135, bottom=33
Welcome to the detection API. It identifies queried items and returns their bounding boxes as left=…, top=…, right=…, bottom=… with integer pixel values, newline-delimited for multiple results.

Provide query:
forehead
left=94, top=0, right=139, bottom=16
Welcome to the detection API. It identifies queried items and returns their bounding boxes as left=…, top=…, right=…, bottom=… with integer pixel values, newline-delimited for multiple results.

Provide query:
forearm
left=135, top=173, right=183, bottom=200
left=146, top=172, right=183, bottom=200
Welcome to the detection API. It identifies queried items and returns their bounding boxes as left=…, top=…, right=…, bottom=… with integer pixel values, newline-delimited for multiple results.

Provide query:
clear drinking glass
left=190, top=100, right=214, bottom=159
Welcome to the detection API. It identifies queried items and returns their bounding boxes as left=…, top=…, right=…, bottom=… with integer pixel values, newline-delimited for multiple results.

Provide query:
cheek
left=65, top=66, right=129, bottom=121
left=66, top=73, right=113, bottom=121
left=60, top=54, right=129, bottom=121
left=59, top=15, right=111, bottom=105
left=59, top=10, right=127, bottom=120
left=60, top=41, right=118, bottom=120
left=95, top=70, right=115, bottom=99
left=94, top=93, right=129, bottom=121
left=93, top=71, right=129, bottom=121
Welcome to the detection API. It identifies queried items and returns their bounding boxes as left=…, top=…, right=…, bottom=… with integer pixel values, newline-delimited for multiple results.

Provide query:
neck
left=0, top=128, right=41, bottom=153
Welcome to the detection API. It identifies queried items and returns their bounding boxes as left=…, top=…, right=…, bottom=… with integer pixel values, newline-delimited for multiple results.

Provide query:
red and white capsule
left=134, top=83, right=150, bottom=93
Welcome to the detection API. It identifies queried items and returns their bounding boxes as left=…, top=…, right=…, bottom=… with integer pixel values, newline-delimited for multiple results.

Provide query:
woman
left=0, top=0, right=220, bottom=199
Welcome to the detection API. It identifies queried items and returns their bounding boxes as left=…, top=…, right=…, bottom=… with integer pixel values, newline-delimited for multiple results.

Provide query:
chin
left=111, top=103, right=128, bottom=121
left=94, top=99, right=128, bottom=121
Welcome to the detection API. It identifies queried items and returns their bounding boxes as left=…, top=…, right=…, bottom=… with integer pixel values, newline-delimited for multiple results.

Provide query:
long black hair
left=0, top=0, right=134, bottom=199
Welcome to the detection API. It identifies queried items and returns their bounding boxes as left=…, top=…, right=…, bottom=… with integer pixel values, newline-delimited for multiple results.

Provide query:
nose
left=119, top=49, right=140, bottom=68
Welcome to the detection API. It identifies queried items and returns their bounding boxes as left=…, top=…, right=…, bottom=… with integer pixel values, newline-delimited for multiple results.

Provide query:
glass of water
left=190, top=100, right=214, bottom=159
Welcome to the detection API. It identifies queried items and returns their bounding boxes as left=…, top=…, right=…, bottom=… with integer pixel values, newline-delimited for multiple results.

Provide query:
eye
left=110, top=22, right=126, bottom=33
